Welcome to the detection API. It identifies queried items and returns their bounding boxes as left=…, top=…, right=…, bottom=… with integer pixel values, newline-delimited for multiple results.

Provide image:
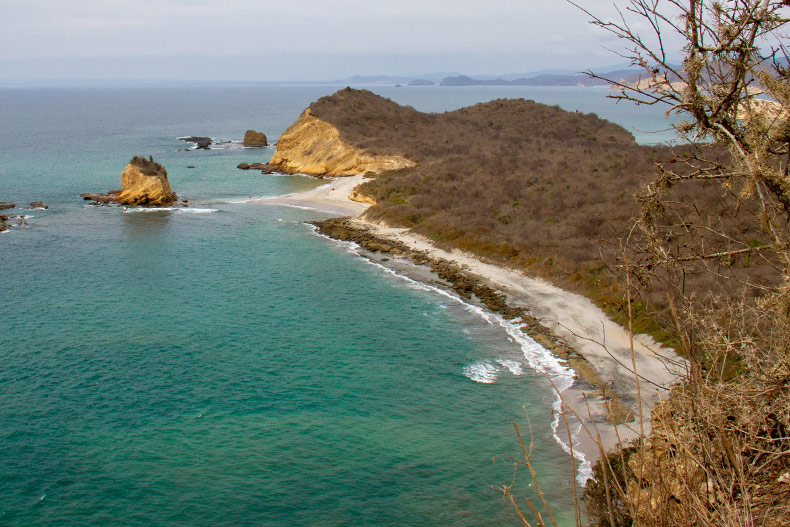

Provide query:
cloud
left=0, top=0, right=678, bottom=79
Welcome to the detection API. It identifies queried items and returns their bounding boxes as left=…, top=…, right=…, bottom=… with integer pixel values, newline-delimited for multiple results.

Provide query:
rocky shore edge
left=310, top=216, right=634, bottom=425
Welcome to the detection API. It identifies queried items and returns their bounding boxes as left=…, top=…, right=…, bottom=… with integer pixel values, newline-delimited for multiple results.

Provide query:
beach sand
left=251, top=175, right=686, bottom=477
left=249, top=174, right=370, bottom=216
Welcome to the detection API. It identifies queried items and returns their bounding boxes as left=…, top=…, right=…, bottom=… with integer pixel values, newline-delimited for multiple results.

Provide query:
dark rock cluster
left=0, top=201, right=47, bottom=232
left=179, top=136, right=212, bottom=149
left=237, top=162, right=278, bottom=174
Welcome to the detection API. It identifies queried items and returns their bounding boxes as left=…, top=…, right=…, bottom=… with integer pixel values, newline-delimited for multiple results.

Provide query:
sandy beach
left=252, top=175, right=686, bottom=476
left=248, top=174, right=371, bottom=216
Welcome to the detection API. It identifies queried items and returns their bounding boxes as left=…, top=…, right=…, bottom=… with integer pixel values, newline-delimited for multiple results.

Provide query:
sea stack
left=82, top=156, right=180, bottom=206
left=242, top=130, right=268, bottom=147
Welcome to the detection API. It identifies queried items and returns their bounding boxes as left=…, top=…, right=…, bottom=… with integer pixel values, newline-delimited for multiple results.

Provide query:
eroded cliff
left=267, top=109, right=415, bottom=177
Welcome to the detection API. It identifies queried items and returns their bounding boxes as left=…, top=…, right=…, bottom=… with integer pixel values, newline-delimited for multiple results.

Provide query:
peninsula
left=254, top=88, right=701, bottom=464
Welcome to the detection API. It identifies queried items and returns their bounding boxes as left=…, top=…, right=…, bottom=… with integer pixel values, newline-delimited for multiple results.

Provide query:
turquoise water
left=0, top=85, right=669, bottom=526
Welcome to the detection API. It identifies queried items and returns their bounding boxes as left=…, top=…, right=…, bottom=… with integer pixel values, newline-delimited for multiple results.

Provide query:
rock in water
left=242, top=130, right=268, bottom=146
left=179, top=136, right=212, bottom=149
left=0, top=202, right=15, bottom=210
left=116, top=156, right=177, bottom=206
left=82, top=156, right=180, bottom=206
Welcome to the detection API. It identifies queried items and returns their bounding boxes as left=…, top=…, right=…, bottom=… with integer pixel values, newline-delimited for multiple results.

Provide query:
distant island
left=333, top=66, right=653, bottom=87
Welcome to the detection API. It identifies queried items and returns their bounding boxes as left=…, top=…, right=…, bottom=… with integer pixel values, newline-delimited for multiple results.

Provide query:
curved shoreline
left=250, top=175, right=685, bottom=480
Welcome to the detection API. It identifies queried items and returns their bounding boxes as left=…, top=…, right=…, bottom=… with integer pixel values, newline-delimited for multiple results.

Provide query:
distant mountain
left=334, top=72, right=460, bottom=85
left=335, top=75, right=416, bottom=85
left=439, top=75, right=512, bottom=86
left=439, top=68, right=648, bottom=87
left=334, top=66, right=652, bottom=87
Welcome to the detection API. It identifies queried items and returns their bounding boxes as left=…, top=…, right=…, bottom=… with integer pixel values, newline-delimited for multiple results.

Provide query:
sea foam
left=122, top=207, right=218, bottom=214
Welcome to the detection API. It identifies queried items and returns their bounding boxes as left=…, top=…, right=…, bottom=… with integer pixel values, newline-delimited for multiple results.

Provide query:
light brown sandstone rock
left=116, top=157, right=176, bottom=206
left=268, top=109, right=415, bottom=177
left=348, top=189, right=377, bottom=205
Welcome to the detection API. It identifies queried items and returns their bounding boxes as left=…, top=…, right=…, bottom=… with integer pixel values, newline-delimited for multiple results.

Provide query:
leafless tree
left=579, top=1, right=789, bottom=525
left=502, top=2, right=790, bottom=525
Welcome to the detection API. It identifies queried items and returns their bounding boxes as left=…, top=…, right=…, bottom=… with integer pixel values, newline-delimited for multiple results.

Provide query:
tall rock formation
left=116, top=156, right=176, bottom=206
left=267, top=109, right=415, bottom=177
left=242, top=130, right=268, bottom=146
left=82, top=156, right=179, bottom=206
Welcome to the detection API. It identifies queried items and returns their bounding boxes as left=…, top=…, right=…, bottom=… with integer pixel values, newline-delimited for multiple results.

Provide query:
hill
left=292, top=88, right=778, bottom=339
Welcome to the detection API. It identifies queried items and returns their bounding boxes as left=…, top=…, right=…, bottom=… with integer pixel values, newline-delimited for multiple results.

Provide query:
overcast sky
left=0, top=0, right=683, bottom=81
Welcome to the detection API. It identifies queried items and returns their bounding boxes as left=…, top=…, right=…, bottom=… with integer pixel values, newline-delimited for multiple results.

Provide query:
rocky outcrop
left=237, top=162, right=278, bottom=173
left=117, top=157, right=177, bottom=205
left=81, top=190, right=121, bottom=204
left=82, top=156, right=181, bottom=207
left=348, top=189, right=377, bottom=205
left=0, top=202, right=15, bottom=210
left=267, top=109, right=415, bottom=177
left=28, top=201, right=48, bottom=209
left=179, top=136, right=212, bottom=149
left=242, top=130, right=268, bottom=146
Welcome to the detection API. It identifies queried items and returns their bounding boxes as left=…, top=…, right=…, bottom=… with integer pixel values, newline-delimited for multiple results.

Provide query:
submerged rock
left=82, top=156, right=183, bottom=207
left=242, top=130, right=268, bottom=146
left=28, top=201, right=48, bottom=209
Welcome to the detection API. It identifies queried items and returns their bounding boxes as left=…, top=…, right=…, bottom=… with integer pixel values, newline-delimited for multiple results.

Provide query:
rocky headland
left=257, top=89, right=778, bottom=469
left=266, top=108, right=415, bottom=177
left=82, top=156, right=184, bottom=207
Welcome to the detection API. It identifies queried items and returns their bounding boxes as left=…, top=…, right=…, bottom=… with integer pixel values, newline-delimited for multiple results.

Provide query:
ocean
left=0, top=84, right=672, bottom=526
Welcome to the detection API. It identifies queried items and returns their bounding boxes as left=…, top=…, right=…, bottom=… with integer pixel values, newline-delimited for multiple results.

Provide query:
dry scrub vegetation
left=129, top=155, right=167, bottom=178
left=310, top=88, right=779, bottom=345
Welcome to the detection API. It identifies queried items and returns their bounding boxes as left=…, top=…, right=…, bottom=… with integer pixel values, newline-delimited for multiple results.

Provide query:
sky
left=0, top=0, right=683, bottom=81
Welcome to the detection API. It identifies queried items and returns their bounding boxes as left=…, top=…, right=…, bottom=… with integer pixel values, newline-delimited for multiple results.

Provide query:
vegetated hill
left=308, top=89, right=779, bottom=337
